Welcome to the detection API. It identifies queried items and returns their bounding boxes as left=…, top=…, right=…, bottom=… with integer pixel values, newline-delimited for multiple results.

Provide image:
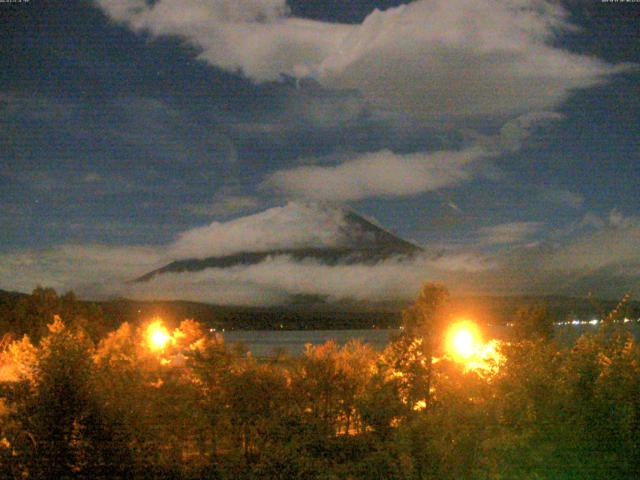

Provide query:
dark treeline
left=3, top=287, right=638, bottom=333
left=0, top=288, right=403, bottom=332
left=1, top=285, right=640, bottom=479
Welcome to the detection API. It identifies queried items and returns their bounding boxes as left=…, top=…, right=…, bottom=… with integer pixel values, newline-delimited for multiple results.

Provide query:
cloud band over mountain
left=2, top=203, right=639, bottom=304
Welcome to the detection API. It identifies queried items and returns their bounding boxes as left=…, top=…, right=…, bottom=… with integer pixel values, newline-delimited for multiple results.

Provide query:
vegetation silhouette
left=1, top=285, right=639, bottom=479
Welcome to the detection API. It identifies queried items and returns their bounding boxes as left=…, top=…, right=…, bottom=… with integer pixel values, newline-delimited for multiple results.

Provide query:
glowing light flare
left=443, top=320, right=505, bottom=375
left=413, top=400, right=427, bottom=411
left=465, top=340, right=504, bottom=374
left=452, top=329, right=474, bottom=358
left=446, top=320, right=482, bottom=362
left=146, top=320, right=171, bottom=351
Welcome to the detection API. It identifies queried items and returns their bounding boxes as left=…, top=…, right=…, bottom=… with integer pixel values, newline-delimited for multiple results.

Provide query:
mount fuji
left=135, top=202, right=422, bottom=283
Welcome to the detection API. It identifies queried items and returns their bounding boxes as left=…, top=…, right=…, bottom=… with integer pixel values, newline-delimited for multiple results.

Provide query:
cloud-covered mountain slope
left=135, top=203, right=422, bottom=283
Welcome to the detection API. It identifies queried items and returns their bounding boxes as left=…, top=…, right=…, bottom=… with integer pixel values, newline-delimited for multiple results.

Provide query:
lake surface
left=224, top=323, right=640, bottom=357
left=223, top=329, right=398, bottom=357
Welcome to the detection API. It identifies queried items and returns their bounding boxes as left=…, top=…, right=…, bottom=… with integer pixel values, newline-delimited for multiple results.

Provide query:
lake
left=223, top=329, right=398, bottom=357
left=223, top=323, right=640, bottom=357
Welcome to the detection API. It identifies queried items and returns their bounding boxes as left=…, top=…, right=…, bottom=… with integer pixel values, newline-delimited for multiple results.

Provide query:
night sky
left=1, top=0, right=638, bottom=302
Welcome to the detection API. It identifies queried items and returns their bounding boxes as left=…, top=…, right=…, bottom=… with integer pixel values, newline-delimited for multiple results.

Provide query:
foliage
left=0, top=286, right=639, bottom=478
left=512, top=304, right=554, bottom=341
left=0, top=287, right=108, bottom=342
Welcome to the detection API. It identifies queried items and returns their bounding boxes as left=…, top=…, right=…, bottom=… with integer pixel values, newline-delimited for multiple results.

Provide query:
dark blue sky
left=1, top=0, right=638, bottom=299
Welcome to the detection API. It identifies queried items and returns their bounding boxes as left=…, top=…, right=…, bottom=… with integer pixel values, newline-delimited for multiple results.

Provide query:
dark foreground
left=1, top=286, right=640, bottom=479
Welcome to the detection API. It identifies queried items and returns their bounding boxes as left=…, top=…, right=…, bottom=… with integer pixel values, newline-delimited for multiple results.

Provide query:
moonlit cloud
left=186, top=195, right=261, bottom=218
left=317, top=1, right=630, bottom=118
left=124, top=253, right=498, bottom=305
left=0, top=245, right=163, bottom=294
left=539, top=210, right=640, bottom=273
left=1, top=205, right=639, bottom=303
left=482, top=111, right=564, bottom=153
left=95, top=0, right=350, bottom=82
left=2, top=2, right=638, bottom=309
left=265, top=110, right=562, bottom=202
left=0, top=93, right=75, bottom=121
left=0, top=243, right=482, bottom=306
left=480, top=210, right=640, bottom=296
left=170, top=202, right=361, bottom=259
left=539, top=188, right=585, bottom=209
left=96, top=0, right=631, bottom=118
left=266, top=147, right=485, bottom=201
left=283, top=90, right=368, bottom=129
left=477, top=221, right=544, bottom=246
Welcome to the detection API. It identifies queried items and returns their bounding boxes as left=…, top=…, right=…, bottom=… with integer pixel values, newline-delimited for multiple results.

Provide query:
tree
left=5, top=288, right=108, bottom=342
left=512, top=304, right=554, bottom=341
left=23, top=316, right=96, bottom=478
left=291, top=341, right=346, bottom=436
left=400, top=283, right=451, bottom=406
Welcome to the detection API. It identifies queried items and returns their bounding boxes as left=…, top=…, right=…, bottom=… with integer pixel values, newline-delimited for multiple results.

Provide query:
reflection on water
left=224, top=329, right=399, bottom=357
left=223, top=323, right=640, bottom=358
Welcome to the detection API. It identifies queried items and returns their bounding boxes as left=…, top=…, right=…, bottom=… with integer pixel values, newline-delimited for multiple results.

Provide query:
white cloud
left=0, top=202, right=496, bottom=302
left=13, top=170, right=148, bottom=197
left=539, top=188, right=584, bottom=209
left=266, top=146, right=486, bottom=201
left=265, top=110, right=568, bottom=202
left=493, top=111, right=563, bottom=153
left=170, top=201, right=368, bottom=259
left=477, top=221, right=543, bottom=245
left=186, top=195, right=260, bottom=218
left=83, top=173, right=104, bottom=183
left=429, top=252, right=497, bottom=273
left=0, top=245, right=163, bottom=294
left=284, top=90, right=367, bottom=129
left=126, top=253, right=497, bottom=305
left=95, top=0, right=349, bottom=82
left=0, top=245, right=496, bottom=306
left=608, top=208, right=637, bottom=229
left=475, top=210, right=640, bottom=296
left=317, top=1, right=629, bottom=118
left=96, top=0, right=631, bottom=118
left=0, top=93, right=75, bottom=121
left=579, top=212, right=606, bottom=229
left=2, top=205, right=639, bottom=303
left=539, top=210, right=640, bottom=273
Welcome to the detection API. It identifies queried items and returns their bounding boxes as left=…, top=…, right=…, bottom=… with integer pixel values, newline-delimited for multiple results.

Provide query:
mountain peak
left=168, top=201, right=419, bottom=260
left=136, top=202, right=421, bottom=283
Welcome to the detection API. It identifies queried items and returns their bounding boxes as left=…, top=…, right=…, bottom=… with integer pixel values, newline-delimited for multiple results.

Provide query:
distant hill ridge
left=1, top=288, right=638, bottom=332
